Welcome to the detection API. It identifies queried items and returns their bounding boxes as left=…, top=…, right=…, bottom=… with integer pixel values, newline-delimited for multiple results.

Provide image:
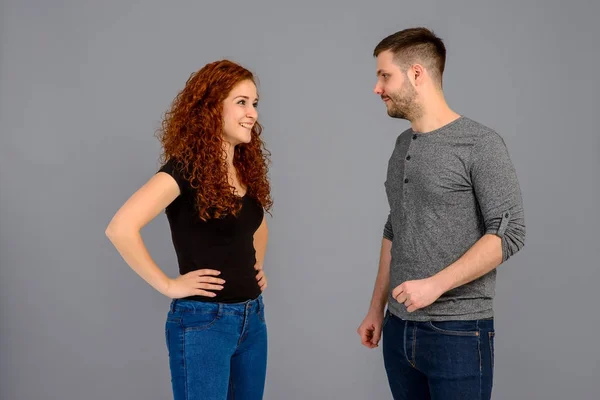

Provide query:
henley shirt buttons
left=404, top=178, right=409, bottom=183
left=406, top=155, right=411, bottom=160
left=412, top=134, right=417, bottom=140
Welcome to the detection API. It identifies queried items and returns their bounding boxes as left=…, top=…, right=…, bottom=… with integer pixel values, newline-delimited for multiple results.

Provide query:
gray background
left=1, top=0, right=598, bottom=399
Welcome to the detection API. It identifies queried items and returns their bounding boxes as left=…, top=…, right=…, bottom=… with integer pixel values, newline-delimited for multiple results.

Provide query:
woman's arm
left=105, top=172, right=224, bottom=298
left=253, top=215, right=269, bottom=291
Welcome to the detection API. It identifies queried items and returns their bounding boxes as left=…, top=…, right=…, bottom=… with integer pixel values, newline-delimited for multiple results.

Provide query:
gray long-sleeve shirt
left=384, top=116, right=525, bottom=321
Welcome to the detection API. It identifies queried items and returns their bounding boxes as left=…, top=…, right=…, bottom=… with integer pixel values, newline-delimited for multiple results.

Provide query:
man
left=357, top=27, right=526, bottom=400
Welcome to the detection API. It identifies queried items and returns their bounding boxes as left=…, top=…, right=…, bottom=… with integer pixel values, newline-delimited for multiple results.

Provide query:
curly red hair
left=156, top=60, right=272, bottom=220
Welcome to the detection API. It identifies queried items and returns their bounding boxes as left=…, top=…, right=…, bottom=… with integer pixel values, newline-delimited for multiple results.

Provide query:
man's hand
left=392, top=278, right=445, bottom=313
left=357, top=311, right=384, bottom=349
left=255, top=263, right=268, bottom=292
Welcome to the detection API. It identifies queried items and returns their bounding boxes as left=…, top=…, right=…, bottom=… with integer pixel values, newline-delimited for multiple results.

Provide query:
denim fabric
left=382, top=310, right=494, bottom=400
left=165, top=295, right=267, bottom=400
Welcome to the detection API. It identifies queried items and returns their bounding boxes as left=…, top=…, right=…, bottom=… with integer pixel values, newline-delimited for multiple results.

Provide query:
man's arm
left=393, top=133, right=526, bottom=312
left=357, top=215, right=393, bottom=348
left=368, top=237, right=392, bottom=314
left=431, top=233, right=502, bottom=293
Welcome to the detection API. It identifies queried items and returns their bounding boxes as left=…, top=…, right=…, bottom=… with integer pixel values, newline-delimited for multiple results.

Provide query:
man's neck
left=410, top=95, right=461, bottom=133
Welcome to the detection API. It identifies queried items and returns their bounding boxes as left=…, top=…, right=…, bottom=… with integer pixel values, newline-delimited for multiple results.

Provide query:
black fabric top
left=157, top=159, right=264, bottom=303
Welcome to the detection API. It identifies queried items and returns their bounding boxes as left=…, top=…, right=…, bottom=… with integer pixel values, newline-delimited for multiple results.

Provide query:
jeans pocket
left=427, top=320, right=480, bottom=336
left=182, top=304, right=221, bottom=332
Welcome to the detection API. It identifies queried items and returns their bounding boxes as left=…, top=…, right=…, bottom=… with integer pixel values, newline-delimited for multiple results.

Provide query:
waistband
left=169, top=294, right=263, bottom=316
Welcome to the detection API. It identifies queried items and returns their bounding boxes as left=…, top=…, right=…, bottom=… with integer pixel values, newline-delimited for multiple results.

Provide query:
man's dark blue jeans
left=382, top=309, right=495, bottom=400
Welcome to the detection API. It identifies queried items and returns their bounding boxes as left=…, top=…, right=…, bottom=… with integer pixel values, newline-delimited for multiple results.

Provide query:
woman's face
left=222, top=80, right=258, bottom=146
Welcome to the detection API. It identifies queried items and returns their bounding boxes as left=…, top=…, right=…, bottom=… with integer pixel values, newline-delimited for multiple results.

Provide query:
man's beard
left=384, top=83, right=421, bottom=121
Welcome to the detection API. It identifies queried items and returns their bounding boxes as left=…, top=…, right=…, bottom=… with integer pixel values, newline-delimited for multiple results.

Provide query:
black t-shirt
left=157, top=159, right=264, bottom=303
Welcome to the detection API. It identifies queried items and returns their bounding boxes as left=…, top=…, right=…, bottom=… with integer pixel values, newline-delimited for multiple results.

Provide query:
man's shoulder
left=458, top=116, right=503, bottom=143
left=458, top=117, right=513, bottom=167
left=393, top=127, right=414, bottom=145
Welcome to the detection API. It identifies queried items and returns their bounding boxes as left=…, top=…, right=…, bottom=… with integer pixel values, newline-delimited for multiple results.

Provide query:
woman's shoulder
left=157, top=158, right=191, bottom=192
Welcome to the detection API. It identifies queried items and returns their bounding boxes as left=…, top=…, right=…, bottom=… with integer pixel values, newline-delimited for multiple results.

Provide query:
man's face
left=373, top=50, right=418, bottom=121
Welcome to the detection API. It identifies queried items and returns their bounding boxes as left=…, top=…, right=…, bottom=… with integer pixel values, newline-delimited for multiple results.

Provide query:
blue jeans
left=382, top=310, right=494, bottom=400
left=165, top=295, right=267, bottom=400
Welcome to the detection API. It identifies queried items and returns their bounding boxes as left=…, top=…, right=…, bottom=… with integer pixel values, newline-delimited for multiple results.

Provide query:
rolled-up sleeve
left=470, top=133, right=526, bottom=262
left=383, top=213, right=394, bottom=241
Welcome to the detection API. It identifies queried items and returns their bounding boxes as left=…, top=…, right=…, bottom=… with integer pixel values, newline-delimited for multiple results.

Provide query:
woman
left=105, top=60, right=273, bottom=399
